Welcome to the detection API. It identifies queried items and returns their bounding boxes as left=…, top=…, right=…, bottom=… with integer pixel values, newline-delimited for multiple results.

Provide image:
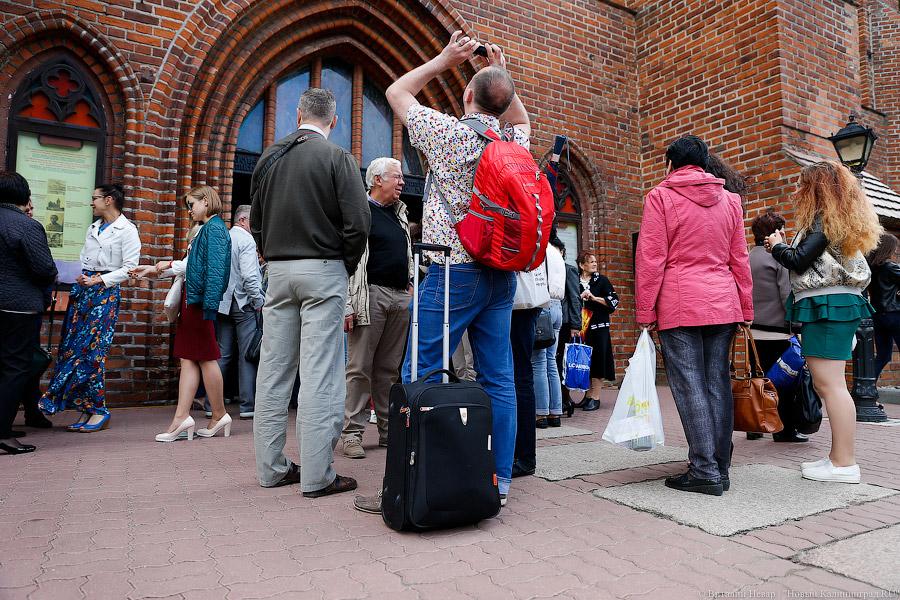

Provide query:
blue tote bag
left=563, top=334, right=592, bottom=392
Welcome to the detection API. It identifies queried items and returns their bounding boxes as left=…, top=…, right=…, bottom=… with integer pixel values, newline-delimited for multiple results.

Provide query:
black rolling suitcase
left=381, top=243, right=501, bottom=532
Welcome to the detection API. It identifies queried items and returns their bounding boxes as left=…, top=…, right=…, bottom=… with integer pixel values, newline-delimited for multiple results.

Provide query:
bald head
left=469, top=66, right=515, bottom=117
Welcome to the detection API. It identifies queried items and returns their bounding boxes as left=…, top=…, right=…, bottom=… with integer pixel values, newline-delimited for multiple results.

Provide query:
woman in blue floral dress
left=39, top=184, right=142, bottom=432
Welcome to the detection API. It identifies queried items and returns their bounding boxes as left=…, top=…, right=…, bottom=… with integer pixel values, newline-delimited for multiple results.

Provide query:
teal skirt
left=785, top=293, right=873, bottom=360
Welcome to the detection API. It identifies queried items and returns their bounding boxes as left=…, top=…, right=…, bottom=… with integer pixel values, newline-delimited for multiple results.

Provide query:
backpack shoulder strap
left=423, top=172, right=459, bottom=227
left=460, top=118, right=501, bottom=142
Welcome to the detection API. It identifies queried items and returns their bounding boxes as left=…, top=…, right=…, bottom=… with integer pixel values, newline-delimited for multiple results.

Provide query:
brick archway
left=0, top=10, right=144, bottom=184
left=161, top=0, right=471, bottom=201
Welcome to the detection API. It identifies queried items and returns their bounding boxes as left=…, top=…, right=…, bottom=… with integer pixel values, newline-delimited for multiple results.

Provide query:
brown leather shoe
left=303, top=474, right=358, bottom=498
left=272, top=462, right=301, bottom=487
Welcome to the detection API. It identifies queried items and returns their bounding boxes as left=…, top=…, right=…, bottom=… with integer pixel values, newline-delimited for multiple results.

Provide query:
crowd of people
left=0, top=33, right=893, bottom=509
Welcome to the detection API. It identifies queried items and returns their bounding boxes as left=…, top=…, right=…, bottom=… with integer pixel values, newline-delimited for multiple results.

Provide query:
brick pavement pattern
left=2, top=387, right=899, bottom=599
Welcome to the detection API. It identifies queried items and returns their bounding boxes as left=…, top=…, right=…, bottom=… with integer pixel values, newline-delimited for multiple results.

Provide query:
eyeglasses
left=91, top=195, right=106, bottom=200
left=381, top=173, right=404, bottom=181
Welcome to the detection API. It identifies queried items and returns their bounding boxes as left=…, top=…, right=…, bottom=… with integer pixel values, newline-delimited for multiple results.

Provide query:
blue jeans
left=533, top=300, right=563, bottom=416
left=657, top=324, right=737, bottom=481
left=401, top=263, right=517, bottom=495
left=215, top=299, right=259, bottom=414
left=873, top=311, right=900, bottom=381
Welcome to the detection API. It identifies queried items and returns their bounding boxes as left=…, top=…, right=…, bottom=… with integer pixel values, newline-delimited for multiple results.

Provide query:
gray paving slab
left=534, top=440, right=688, bottom=480
left=535, top=425, right=593, bottom=440
left=797, top=524, right=900, bottom=590
left=593, top=464, right=898, bottom=536
left=822, top=416, right=900, bottom=427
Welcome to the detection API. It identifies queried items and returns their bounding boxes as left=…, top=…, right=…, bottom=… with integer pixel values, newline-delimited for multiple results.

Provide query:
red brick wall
left=1, top=0, right=898, bottom=403
left=866, top=0, right=900, bottom=190
left=460, top=0, right=644, bottom=366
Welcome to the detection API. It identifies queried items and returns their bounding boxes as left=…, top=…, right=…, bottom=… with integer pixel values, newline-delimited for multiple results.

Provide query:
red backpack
left=428, top=119, right=555, bottom=271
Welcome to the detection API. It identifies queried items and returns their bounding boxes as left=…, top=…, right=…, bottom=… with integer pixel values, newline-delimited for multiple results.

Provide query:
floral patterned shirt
left=407, top=104, right=530, bottom=265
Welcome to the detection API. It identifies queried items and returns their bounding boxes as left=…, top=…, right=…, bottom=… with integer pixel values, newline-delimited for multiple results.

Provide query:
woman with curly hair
left=767, top=161, right=882, bottom=484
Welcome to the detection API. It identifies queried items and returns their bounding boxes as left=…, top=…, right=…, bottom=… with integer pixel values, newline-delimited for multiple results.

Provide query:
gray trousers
left=253, top=259, right=348, bottom=491
left=657, top=323, right=737, bottom=481
left=343, top=284, right=411, bottom=443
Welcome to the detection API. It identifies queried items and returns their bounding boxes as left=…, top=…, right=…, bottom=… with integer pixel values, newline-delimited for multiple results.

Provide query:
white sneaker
left=368, top=409, right=377, bottom=424
left=802, top=462, right=861, bottom=484
left=801, top=456, right=832, bottom=470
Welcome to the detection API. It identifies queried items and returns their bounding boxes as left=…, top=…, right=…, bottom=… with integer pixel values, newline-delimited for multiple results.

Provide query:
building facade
left=2, top=0, right=899, bottom=404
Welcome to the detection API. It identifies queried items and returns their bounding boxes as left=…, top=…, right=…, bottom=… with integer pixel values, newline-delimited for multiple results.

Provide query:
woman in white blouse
left=39, top=184, right=142, bottom=432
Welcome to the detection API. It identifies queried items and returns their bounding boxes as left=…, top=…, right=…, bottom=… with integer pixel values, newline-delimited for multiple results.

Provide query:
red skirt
left=173, top=290, right=221, bottom=361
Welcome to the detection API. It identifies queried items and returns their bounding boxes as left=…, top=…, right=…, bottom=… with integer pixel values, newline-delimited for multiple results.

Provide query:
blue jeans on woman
left=533, top=300, right=563, bottom=416
left=873, top=311, right=900, bottom=380
left=657, top=323, right=737, bottom=481
left=401, top=263, right=517, bottom=495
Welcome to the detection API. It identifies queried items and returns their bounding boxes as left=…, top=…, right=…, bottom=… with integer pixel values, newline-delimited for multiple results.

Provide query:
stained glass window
left=362, top=79, right=393, bottom=167
left=275, top=68, right=310, bottom=141
left=321, top=60, right=352, bottom=151
left=236, top=100, right=264, bottom=153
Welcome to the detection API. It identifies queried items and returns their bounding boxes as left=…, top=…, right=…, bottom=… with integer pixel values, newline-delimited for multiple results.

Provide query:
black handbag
left=794, top=365, right=823, bottom=435
left=245, top=311, right=263, bottom=364
left=533, top=309, right=555, bottom=350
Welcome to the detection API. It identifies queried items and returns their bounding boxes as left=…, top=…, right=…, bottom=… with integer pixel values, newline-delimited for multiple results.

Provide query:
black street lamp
left=828, top=115, right=878, bottom=174
left=828, top=115, right=887, bottom=421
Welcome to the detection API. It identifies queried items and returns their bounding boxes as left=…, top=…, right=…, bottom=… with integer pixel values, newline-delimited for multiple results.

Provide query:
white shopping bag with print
left=602, top=328, right=665, bottom=451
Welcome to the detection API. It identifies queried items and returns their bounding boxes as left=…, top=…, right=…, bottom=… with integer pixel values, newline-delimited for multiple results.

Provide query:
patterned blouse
left=407, top=104, right=530, bottom=265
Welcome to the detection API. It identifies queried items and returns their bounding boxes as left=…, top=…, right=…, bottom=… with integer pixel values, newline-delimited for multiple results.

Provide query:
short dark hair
left=665, top=135, right=709, bottom=171
left=750, top=209, right=785, bottom=244
left=96, top=183, right=125, bottom=211
left=0, top=171, right=31, bottom=206
left=470, top=67, right=515, bottom=117
left=299, top=88, right=336, bottom=124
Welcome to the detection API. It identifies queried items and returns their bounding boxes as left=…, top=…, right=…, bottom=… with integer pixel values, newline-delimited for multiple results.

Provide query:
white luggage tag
left=459, top=408, right=468, bottom=425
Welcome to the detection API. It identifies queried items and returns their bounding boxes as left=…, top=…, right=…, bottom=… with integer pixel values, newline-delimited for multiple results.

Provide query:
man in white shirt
left=212, top=204, right=265, bottom=419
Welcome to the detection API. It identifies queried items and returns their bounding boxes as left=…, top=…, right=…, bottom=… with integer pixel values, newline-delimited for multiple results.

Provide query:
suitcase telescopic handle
left=413, top=243, right=451, bottom=256
left=411, top=243, right=452, bottom=383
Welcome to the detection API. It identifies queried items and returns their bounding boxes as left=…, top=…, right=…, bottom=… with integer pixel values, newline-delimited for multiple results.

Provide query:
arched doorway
left=231, top=57, right=426, bottom=224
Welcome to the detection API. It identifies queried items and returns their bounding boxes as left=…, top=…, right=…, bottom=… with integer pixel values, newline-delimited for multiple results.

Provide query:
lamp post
left=828, top=115, right=887, bottom=422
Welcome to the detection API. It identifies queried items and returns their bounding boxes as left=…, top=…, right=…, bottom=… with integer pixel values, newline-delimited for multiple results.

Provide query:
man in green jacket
left=250, top=88, right=370, bottom=498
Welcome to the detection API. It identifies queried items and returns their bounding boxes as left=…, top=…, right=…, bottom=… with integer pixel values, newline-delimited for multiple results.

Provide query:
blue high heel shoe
left=68, top=414, right=90, bottom=431
left=80, top=414, right=110, bottom=432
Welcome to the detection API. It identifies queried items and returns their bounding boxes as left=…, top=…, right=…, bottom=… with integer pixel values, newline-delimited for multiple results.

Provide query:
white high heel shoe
left=196, top=413, right=232, bottom=438
left=156, top=416, right=195, bottom=442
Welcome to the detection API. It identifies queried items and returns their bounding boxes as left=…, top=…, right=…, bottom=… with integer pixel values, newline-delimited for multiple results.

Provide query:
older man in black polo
left=341, top=157, right=412, bottom=459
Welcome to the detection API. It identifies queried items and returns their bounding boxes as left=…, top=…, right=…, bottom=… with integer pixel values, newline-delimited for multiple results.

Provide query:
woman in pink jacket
left=635, top=136, right=754, bottom=497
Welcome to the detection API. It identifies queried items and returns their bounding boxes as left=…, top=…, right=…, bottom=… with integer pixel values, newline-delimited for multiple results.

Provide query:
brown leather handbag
left=731, top=325, right=784, bottom=433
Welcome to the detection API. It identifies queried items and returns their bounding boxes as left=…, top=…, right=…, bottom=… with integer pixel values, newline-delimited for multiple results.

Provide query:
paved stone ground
left=2, top=386, right=900, bottom=600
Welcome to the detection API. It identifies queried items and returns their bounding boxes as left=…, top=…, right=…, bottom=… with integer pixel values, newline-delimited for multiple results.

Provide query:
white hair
left=365, top=157, right=401, bottom=190
left=233, top=204, right=251, bottom=222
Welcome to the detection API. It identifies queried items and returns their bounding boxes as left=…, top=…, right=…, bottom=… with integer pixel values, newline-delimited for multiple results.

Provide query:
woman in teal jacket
left=132, top=186, right=232, bottom=441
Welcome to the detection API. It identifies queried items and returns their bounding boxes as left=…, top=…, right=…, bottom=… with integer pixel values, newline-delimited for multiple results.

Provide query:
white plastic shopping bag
left=602, top=328, right=665, bottom=451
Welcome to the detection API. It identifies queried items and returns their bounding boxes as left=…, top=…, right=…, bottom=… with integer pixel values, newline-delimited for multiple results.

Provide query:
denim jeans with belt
left=533, top=300, right=564, bottom=416
left=657, top=323, right=737, bottom=481
left=401, top=263, right=517, bottom=495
